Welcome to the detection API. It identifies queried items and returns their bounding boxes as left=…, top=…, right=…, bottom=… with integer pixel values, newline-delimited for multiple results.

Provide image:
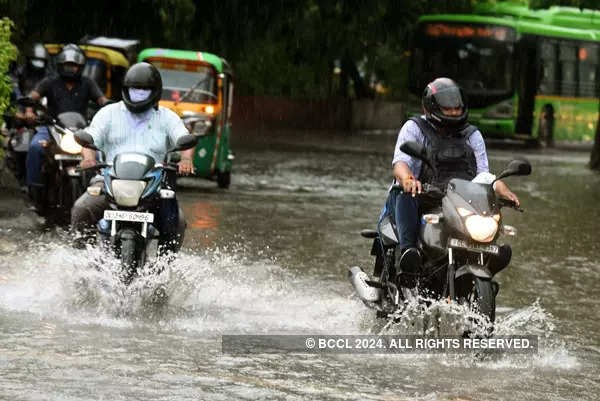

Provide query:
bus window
left=559, top=43, right=577, bottom=96
left=539, top=41, right=557, bottom=95
left=578, top=44, right=598, bottom=98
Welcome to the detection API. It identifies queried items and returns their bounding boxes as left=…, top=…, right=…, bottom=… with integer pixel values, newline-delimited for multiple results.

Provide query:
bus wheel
left=217, top=171, right=231, bottom=189
left=539, top=105, right=555, bottom=147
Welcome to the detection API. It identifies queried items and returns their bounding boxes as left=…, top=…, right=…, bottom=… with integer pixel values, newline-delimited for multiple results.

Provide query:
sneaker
left=395, top=247, right=422, bottom=288
left=396, top=247, right=422, bottom=274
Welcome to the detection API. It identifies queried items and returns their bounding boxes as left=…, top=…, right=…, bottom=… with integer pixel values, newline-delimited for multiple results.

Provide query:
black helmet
left=121, top=62, right=162, bottom=113
left=56, top=44, right=86, bottom=79
left=26, top=43, right=50, bottom=72
left=422, top=77, right=468, bottom=130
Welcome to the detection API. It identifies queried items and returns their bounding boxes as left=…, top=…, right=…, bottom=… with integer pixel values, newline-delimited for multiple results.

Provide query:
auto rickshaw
left=137, top=48, right=234, bottom=188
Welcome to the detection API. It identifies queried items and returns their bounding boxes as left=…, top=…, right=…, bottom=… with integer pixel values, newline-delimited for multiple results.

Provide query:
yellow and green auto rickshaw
left=45, top=43, right=131, bottom=101
left=137, top=48, right=234, bottom=188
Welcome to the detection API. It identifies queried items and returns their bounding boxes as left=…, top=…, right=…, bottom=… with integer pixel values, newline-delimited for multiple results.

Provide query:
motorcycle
left=349, top=141, right=531, bottom=327
left=18, top=98, right=89, bottom=222
left=2, top=116, right=34, bottom=189
left=74, top=130, right=198, bottom=285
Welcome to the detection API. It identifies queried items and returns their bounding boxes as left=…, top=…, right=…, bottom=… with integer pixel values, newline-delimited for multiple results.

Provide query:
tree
left=0, top=17, right=17, bottom=162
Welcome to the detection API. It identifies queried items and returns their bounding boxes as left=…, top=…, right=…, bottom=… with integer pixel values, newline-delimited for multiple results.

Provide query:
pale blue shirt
left=86, top=102, right=189, bottom=164
left=392, top=116, right=489, bottom=181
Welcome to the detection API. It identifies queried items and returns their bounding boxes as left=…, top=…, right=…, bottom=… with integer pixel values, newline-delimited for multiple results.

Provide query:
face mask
left=30, top=59, right=46, bottom=69
left=129, top=88, right=152, bottom=102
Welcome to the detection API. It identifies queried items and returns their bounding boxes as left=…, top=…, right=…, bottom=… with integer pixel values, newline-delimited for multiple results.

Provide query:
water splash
left=361, top=292, right=578, bottom=370
left=0, top=241, right=365, bottom=334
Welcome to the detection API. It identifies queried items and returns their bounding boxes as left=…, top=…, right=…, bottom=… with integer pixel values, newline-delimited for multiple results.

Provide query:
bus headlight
left=483, top=100, right=514, bottom=119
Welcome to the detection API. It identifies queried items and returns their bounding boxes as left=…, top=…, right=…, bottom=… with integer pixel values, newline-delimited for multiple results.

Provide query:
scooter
left=349, top=141, right=531, bottom=325
left=74, top=131, right=198, bottom=285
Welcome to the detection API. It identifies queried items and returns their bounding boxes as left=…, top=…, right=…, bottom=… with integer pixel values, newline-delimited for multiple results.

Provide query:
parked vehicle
left=349, top=141, right=531, bottom=329
left=138, top=48, right=234, bottom=188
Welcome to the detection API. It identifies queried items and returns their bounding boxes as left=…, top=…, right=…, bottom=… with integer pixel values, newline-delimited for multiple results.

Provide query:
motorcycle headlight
left=464, top=215, right=499, bottom=243
left=60, top=131, right=83, bottom=154
left=111, top=180, right=147, bottom=207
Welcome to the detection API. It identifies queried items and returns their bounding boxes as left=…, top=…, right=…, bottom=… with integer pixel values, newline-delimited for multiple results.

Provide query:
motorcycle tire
left=469, top=277, right=496, bottom=323
left=120, top=238, right=139, bottom=285
left=217, top=170, right=231, bottom=189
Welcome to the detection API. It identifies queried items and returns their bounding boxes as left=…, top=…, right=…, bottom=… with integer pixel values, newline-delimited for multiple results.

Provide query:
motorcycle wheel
left=120, top=238, right=139, bottom=285
left=217, top=170, right=231, bottom=189
left=466, top=277, right=496, bottom=323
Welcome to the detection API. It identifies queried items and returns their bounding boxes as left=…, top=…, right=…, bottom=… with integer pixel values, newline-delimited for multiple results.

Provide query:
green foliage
left=1, top=0, right=599, bottom=100
left=0, top=17, right=16, bottom=115
left=0, top=17, right=17, bottom=162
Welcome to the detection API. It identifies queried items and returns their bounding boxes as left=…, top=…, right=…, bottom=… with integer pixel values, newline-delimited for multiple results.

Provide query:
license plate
left=104, top=210, right=154, bottom=223
left=448, top=238, right=499, bottom=255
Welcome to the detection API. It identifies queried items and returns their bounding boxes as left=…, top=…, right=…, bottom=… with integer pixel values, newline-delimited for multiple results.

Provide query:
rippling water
left=0, top=145, right=598, bottom=400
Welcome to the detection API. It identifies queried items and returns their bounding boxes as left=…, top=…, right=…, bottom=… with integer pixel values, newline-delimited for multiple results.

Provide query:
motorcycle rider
left=24, top=44, right=107, bottom=212
left=381, top=77, right=519, bottom=287
left=3, top=63, right=27, bottom=187
left=16, top=43, right=51, bottom=96
left=71, top=62, right=194, bottom=253
left=4, top=44, right=50, bottom=189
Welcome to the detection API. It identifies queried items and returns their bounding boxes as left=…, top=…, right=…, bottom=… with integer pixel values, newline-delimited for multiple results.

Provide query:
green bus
left=408, top=2, right=600, bottom=145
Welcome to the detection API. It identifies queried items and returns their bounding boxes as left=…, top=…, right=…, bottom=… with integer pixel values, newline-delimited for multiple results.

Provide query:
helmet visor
left=60, top=49, right=86, bottom=66
left=433, top=86, right=464, bottom=109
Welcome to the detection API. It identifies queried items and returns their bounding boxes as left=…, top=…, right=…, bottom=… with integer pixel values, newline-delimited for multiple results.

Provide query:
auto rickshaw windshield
left=155, top=65, right=217, bottom=104
left=83, top=58, right=108, bottom=92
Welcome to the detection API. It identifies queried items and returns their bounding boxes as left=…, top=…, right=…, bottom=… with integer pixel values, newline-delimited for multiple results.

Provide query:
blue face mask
left=129, top=88, right=152, bottom=102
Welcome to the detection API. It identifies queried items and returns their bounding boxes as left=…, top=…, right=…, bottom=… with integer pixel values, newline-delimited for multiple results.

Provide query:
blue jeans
left=379, top=188, right=420, bottom=250
left=25, top=126, right=49, bottom=187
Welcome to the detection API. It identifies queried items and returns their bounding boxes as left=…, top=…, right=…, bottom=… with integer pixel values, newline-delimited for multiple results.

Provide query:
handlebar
left=163, top=163, right=179, bottom=172
left=392, top=182, right=523, bottom=212
left=391, top=182, right=444, bottom=199
left=75, top=162, right=180, bottom=174
left=499, top=197, right=524, bottom=212
left=74, top=163, right=110, bottom=173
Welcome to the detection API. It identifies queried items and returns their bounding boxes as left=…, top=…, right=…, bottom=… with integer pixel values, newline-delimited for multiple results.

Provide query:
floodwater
left=0, top=140, right=598, bottom=400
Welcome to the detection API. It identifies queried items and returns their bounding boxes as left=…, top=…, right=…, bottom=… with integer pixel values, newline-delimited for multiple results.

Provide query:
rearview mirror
left=74, top=130, right=98, bottom=151
left=496, top=159, right=532, bottom=181
left=169, top=135, right=198, bottom=153
left=399, top=141, right=426, bottom=160
left=399, top=141, right=434, bottom=170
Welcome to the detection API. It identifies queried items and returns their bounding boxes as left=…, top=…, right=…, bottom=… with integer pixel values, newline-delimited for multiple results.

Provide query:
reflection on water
left=0, top=146, right=598, bottom=400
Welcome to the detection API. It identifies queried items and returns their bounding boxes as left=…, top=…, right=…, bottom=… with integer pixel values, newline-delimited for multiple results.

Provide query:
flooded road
left=0, top=141, right=598, bottom=400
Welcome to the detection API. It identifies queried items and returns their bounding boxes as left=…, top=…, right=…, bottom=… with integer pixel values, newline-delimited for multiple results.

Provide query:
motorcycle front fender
left=455, top=264, right=492, bottom=279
